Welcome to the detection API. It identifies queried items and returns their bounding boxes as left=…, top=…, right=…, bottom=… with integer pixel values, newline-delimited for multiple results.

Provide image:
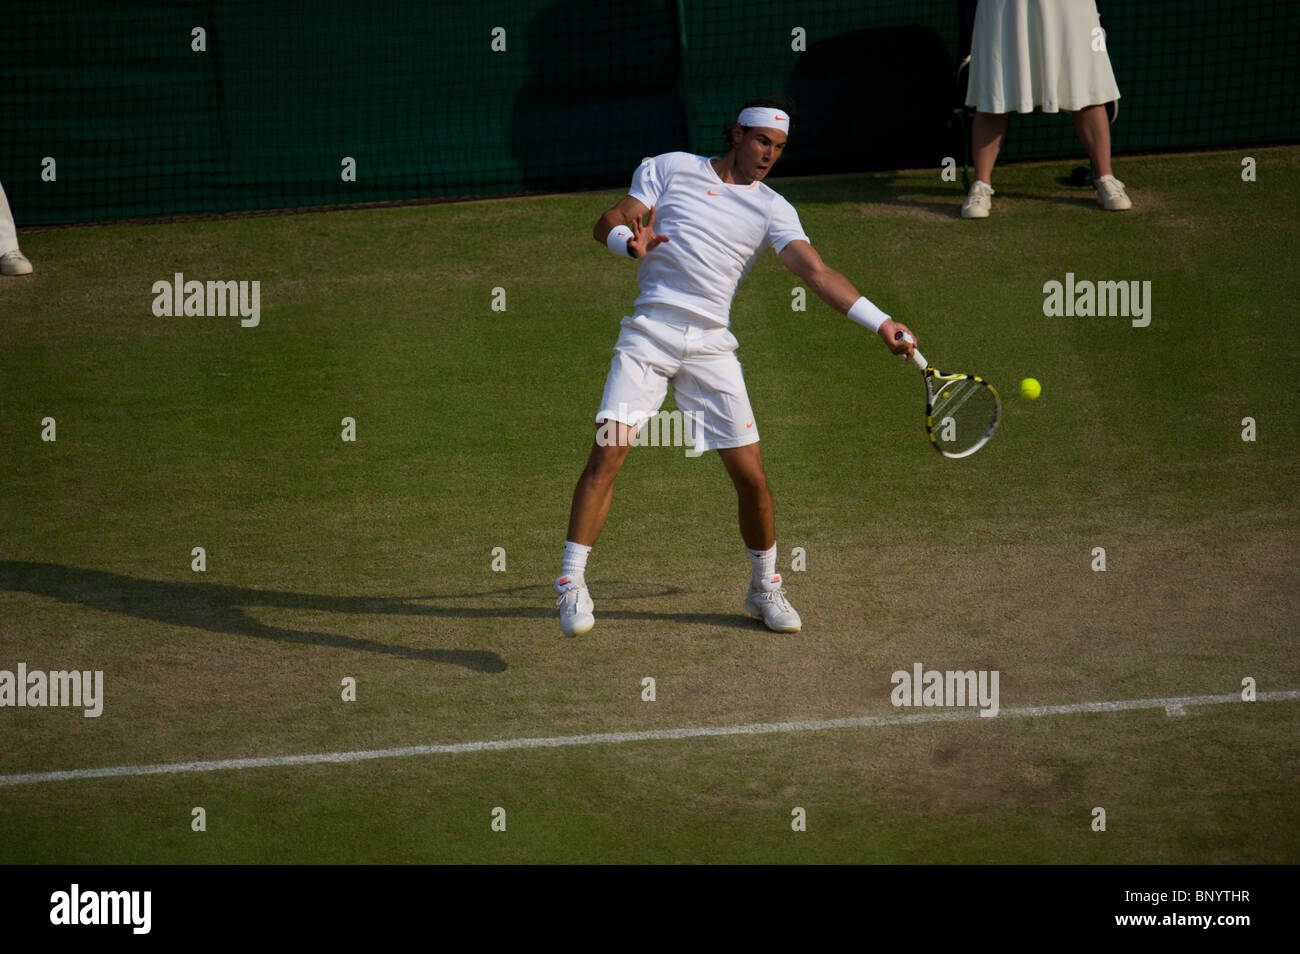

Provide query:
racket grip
left=895, top=330, right=928, bottom=370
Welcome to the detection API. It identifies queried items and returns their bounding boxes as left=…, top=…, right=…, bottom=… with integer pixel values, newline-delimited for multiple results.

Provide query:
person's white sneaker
left=555, top=575, right=594, bottom=636
left=1, top=250, right=33, bottom=276
left=1095, top=174, right=1132, bottom=211
left=744, top=573, right=802, bottom=633
left=961, top=180, right=994, bottom=219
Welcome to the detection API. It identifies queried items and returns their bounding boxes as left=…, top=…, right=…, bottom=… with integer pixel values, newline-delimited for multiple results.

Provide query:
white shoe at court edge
left=1, top=250, right=33, bottom=276
left=744, top=574, right=802, bottom=633
left=961, top=180, right=994, bottom=219
left=1095, top=174, right=1133, bottom=211
left=555, top=576, right=594, bottom=636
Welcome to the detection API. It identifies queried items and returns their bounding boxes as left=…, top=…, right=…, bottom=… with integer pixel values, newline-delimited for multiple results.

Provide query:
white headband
left=737, top=106, right=789, bottom=133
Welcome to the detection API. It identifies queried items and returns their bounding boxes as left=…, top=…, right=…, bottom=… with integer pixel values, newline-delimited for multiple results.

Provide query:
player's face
left=733, top=126, right=787, bottom=183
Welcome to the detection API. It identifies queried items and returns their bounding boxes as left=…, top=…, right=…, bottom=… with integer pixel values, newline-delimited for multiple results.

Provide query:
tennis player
left=962, top=0, right=1132, bottom=217
left=555, top=99, right=917, bottom=636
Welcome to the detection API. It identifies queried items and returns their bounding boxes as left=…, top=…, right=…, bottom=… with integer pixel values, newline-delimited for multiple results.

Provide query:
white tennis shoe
left=555, top=575, right=594, bottom=636
left=1, top=250, right=33, bottom=276
left=1095, top=175, right=1132, bottom=211
left=745, top=574, right=802, bottom=633
left=961, top=180, right=994, bottom=219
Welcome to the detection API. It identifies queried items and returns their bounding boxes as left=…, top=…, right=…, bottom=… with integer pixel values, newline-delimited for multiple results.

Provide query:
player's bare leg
left=556, top=421, right=636, bottom=636
left=566, top=421, right=636, bottom=545
left=1073, top=104, right=1131, bottom=210
left=963, top=111, right=1007, bottom=218
left=718, top=442, right=774, bottom=551
left=970, top=111, right=1008, bottom=184
left=1071, top=104, right=1112, bottom=177
left=719, top=443, right=801, bottom=633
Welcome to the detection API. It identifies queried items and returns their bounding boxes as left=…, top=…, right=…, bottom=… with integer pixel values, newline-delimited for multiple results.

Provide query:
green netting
left=2, top=1, right=1296, bottom=226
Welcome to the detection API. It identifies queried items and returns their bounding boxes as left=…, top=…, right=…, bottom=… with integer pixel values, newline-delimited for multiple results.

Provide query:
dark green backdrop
left=2, top=1, right=1296, bottom=225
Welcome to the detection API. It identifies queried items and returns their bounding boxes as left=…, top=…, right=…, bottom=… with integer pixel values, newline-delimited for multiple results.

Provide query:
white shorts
left=595, top=303, right=759, bottom=453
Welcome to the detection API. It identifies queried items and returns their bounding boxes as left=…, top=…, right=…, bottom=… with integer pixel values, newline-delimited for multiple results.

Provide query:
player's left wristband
left=847, top=296, right=891, bottom=334
left=606, top=225, right=635, bottom=258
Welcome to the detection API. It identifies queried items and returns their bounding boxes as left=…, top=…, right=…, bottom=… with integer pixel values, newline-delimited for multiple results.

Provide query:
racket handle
left=895, top=330, right=928, bottom=370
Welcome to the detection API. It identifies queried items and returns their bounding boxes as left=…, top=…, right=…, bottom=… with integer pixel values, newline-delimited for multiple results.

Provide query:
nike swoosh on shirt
left=707, top=190, right=722, bottom=196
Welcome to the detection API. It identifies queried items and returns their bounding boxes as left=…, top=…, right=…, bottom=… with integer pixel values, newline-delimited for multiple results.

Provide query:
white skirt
left=965, top=0, right=1121, bottom=114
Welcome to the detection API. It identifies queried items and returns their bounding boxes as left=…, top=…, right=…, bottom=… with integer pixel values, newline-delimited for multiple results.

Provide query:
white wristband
left=606, top=225, right=634, bottom=257
left=847, top=296, right=891, bottom=333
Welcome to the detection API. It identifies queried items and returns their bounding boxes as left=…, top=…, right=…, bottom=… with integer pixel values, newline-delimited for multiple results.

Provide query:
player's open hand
left=879, top=319, right=916, bottom=359
left=628, top=206, right=670, bottom=258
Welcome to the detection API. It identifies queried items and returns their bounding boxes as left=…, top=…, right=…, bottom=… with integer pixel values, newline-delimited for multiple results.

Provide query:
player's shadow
left=0, top=560, right=508, bottom=673
left=428, top=581, right=759, bottom=632
left=0, top=563, right=758, bottom=666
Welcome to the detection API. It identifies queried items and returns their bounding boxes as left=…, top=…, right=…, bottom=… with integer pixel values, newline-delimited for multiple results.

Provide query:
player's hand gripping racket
left=896, top=331, right=1000, bottom=458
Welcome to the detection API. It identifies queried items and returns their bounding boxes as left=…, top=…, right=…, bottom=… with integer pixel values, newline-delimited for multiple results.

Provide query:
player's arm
left=778, top=239, right=915, bottom=358
left=594, top=197, right=669, bottom=259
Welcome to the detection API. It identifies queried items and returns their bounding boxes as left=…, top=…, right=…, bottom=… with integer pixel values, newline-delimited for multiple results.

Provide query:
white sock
left=747, top=544, right=777, bottom=585
left=560, top=540, right=591, bottom=583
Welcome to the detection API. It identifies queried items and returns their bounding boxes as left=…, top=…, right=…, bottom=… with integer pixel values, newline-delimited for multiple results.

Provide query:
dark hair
left=720, top=95, right=797, bottom=150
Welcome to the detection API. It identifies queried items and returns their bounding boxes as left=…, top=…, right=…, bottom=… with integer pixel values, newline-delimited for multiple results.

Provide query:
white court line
left=2, top=690, right=1296, bottom=788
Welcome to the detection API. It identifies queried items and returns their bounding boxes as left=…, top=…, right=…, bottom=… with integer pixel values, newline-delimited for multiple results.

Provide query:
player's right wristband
left=847, top=295, right=891, bottom=334
left=606, top=225, right=635, bottom=258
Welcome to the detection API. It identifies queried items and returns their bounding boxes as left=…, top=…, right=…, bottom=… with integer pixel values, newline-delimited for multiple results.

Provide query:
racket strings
left=928, top=373, right=999, bottom=457
left=931, top=377, right=981, bottom=419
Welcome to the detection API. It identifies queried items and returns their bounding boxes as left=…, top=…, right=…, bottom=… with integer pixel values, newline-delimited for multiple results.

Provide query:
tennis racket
left=897, top=331, right=1000, bottom=459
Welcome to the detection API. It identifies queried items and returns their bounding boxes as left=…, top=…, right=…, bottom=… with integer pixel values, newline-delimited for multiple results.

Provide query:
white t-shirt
left=627, top=152, right=809, bottom=326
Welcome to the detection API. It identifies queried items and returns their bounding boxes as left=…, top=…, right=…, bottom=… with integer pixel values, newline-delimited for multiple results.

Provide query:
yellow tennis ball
left=1020, top=378, right=1041, bottom=400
